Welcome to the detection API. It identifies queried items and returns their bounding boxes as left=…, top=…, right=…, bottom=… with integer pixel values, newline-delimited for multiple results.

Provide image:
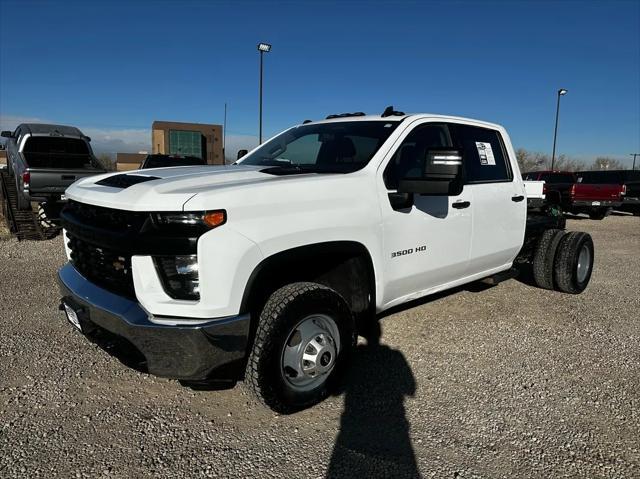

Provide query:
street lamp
left=257, top=43, right=271, bottom=144
left=630, top=153, right=639, bottom=171
left=551, top=88, right=568, bottom=171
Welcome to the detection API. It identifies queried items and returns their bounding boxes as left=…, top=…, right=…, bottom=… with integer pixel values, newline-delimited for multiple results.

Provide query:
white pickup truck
left=58, top=109, right=595, bottom=412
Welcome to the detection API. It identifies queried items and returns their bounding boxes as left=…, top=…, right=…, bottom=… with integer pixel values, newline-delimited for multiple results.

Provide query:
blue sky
left=1, top=0, right=639, bottom=164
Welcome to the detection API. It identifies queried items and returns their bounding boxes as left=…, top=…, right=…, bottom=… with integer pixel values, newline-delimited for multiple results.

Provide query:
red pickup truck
left=522, top=170, right=624, bottom=219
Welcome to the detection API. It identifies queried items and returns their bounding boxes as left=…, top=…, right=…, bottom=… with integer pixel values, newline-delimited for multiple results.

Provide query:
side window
left=383, top=123, right=452, bottom=189
left=452, top=124, right=512, bottom=183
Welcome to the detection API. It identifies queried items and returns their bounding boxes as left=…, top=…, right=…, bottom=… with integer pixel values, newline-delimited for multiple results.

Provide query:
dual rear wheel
left=533, top=229, right=594, bottom=294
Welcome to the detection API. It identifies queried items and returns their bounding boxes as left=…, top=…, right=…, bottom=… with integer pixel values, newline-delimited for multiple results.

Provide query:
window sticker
left=475, top=141, right=496, bottom=166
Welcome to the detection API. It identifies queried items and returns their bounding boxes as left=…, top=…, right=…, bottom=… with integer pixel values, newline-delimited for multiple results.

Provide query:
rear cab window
left=546, top=173, right=575, bottom=183
left=22, top=136, right=97, bottom=169
left=577, top=171, right=622, bottom=184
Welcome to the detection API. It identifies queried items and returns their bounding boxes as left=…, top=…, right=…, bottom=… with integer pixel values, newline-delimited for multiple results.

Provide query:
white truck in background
left=523, top=180, right=546, bottom=210
left=57, top=107, right=595, bottom=412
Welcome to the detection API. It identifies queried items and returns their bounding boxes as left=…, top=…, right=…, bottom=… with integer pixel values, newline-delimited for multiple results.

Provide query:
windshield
left=22, top=136, right=97, bottom=169
left=239, top=121, right=400, bottom=173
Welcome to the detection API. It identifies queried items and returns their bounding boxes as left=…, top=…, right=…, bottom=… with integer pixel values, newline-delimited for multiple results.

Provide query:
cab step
left=481, top=267, right=519, bottom=286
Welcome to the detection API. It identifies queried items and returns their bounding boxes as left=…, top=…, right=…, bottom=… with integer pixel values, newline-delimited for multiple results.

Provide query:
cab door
left=377, top=121, right=473, bottom=308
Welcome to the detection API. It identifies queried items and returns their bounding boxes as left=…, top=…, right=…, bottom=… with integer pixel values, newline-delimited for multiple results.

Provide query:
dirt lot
left=0, top=216, right=639, bottom=478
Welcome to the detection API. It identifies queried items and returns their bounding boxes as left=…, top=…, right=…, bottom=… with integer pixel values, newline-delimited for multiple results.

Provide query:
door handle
left=511, top=195, right=525, bottom=202
left=452, top=201, right=471, bottom=209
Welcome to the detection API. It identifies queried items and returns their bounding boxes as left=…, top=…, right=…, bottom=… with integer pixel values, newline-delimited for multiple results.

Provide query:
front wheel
left=246, top=282, right=355, bottom=413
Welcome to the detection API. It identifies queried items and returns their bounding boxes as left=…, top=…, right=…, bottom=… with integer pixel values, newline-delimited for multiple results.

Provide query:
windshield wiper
left=260, top=164, right=348, bottom=176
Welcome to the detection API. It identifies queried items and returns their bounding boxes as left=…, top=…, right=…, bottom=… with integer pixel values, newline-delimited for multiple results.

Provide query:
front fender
left=132, top=225, right=263, bottom=320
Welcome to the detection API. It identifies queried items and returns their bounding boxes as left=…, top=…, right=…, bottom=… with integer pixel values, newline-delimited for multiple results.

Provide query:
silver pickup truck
left=1, top=123, right=106, bottom=219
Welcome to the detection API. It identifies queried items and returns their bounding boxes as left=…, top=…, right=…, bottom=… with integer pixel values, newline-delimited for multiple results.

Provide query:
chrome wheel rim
left=576, top=244, right=591, bottom=283
left=280, top=314, right=341, bottom=392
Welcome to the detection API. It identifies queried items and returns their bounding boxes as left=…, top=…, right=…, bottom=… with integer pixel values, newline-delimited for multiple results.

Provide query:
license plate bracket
left=63, top=302, right=82, bottom=332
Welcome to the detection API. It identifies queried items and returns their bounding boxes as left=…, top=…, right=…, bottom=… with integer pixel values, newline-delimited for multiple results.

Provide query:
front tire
left=246, top=282, right=355, bottom=413
left=554, top=232, right=594, bottom=294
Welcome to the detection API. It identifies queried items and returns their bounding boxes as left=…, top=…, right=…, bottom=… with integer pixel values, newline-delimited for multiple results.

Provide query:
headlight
left=154, top=255, right=200, bottom=300
left=153, top=210, right=226, bottom=231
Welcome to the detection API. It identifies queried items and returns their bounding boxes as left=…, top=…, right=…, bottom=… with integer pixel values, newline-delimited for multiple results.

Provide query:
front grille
left=67, top=234, right=135, bottom=298
left=65, top=200, right=148, bottom=232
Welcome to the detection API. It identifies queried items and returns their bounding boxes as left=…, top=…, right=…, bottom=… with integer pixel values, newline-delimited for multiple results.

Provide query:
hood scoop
left=96, top=174, right=160, bottom=189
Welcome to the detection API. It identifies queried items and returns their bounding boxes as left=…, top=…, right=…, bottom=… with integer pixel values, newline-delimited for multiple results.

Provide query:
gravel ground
left=0, top=215, right=639, bottom=478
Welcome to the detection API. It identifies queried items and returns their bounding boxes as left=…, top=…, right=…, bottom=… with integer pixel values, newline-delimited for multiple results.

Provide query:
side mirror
left=237, top=149, right=248, bottom=160
left=1, top=131, right=14, bottom=139
left=398, top=149, right=463, bottom=196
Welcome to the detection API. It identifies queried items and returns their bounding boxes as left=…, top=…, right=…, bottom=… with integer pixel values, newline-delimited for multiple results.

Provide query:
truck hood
left=65, top=165, right=338, bottom=211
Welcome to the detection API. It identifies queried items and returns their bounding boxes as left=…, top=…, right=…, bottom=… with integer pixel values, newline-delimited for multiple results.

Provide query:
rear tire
left=532, top=229, right=564, bottom=290
left=246, top=282, right=355, bottom=413
left=588, top=208, right=610, bottom=220
left=554, top=232, right=594, bottom=294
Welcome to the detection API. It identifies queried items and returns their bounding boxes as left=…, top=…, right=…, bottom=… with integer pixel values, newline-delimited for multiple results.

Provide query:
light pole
left=223, top=102, right=227, bottom=161
left=257, top=42, right=271, bottom=144
left=551, top=88, right=568, bottom=171
left=630, top=153, right=639, bottom=171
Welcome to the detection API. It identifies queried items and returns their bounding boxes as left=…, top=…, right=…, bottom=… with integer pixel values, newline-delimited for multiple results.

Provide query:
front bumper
left=58, top=263, right=250, bottom=381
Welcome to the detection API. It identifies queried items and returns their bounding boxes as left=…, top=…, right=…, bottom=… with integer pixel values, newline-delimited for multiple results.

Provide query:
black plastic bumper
left=58, top=263, right=250, bottom=381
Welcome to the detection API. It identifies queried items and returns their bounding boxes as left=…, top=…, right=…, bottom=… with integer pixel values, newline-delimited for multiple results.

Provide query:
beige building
left=115, top=121, right=224, bottom=171
left=152, top=121, right=223, bottom=165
